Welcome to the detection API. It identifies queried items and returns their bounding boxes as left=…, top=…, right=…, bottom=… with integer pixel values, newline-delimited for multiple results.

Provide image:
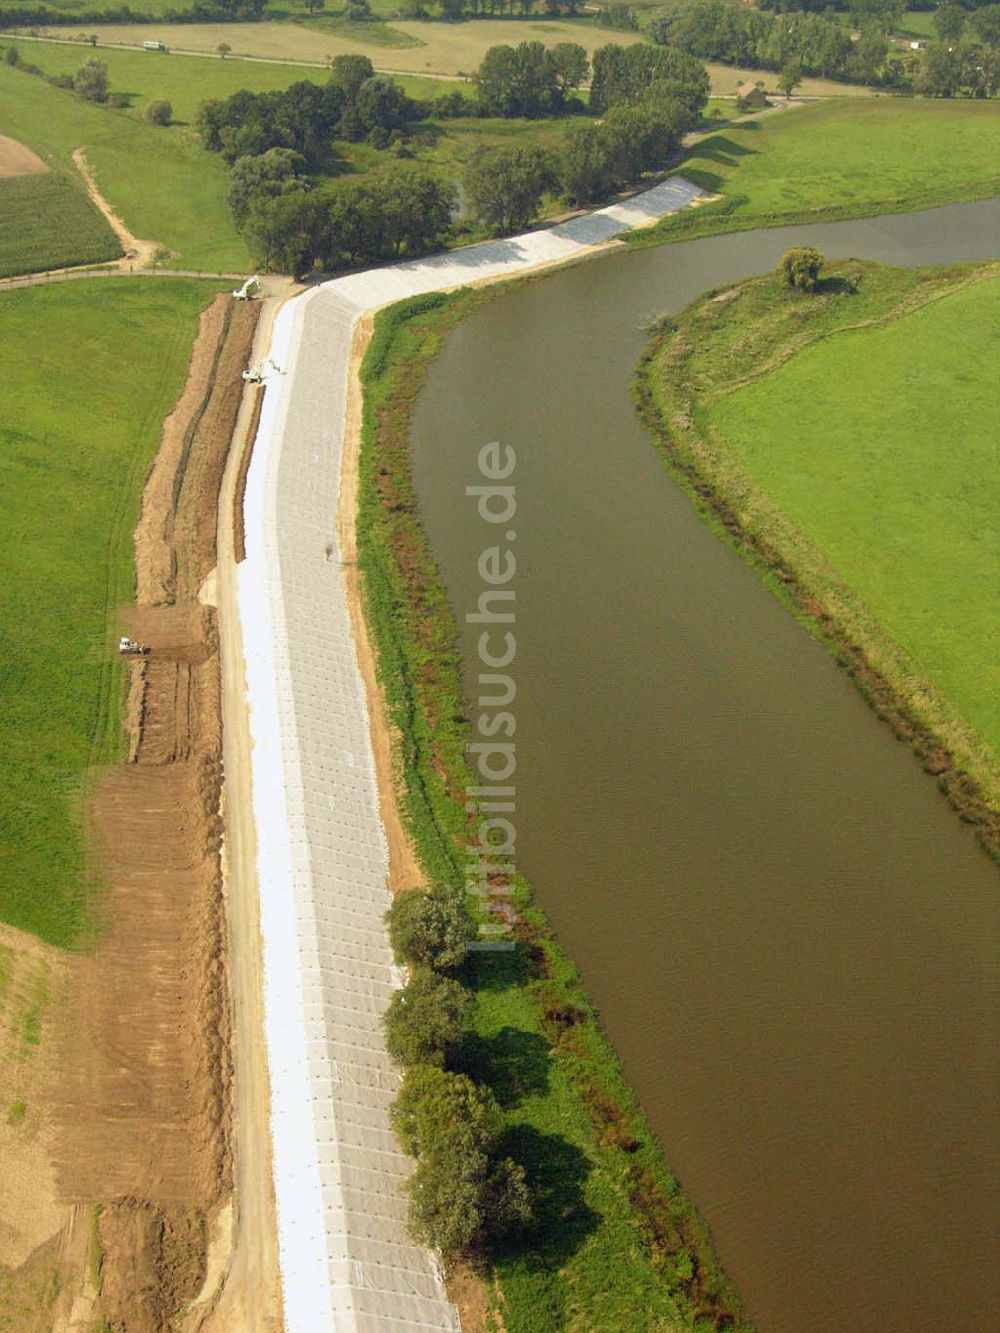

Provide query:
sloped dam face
left=409, top=200, right=1000, bottom=1333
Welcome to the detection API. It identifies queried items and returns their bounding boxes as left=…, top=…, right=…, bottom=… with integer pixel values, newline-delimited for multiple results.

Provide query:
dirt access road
left=198, top=283, right=293, bottom=1333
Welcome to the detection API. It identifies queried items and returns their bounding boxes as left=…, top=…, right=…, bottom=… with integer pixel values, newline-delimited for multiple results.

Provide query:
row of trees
left=652, top=1, right=900, bottom=85
left=382, top=884, right=530, bottom=1257
left=240, top=164, right=456, bottom=273
left=196, top=55, right=415, bottom=163
left=916, top=39, right=1000, bottom=95
left=471, top=38, right=710, bottom=120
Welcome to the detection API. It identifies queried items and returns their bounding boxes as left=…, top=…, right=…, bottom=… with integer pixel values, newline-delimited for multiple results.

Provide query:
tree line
left=381, top=883, right=531, bottom=1258
left=653, top=0, right=901, bottom=86
left=198, top=44, right=709, bottom=273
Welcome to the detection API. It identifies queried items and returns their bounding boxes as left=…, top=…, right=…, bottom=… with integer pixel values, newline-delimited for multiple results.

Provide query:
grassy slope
left=0, top=278, right=223, bottom=947
left=0, top=170, right=119, bottom=277
left=637, top=258, right=1000, bottom=829
left=0, top=60, right=249, bottom=270
left=359, top=294, right=750, bottom=1333
left=710, top=273, right=1000, bottom=764
left=637, top=99, right=1000, bottom=244
left=0, top=36, right=457, bottom=118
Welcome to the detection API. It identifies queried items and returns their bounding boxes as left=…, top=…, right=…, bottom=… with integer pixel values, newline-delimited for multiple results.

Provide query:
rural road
left=235, top=175, right=704, bottom=1332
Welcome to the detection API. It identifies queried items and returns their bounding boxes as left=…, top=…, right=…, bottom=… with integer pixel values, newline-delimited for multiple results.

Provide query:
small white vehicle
left=242, top=365, right=264, bottom=383
left=118, top=636, right=148, bottom=656
left=232, top=275, right=260, bottom=301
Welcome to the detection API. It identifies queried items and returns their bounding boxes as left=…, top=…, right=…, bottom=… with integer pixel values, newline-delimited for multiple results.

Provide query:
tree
left=305, top=0, right=325, bottom=11
left=602, top=104, right=679, bottom=184
left=549, top=41, right=588, bottom=94
left=354, top=75, right=412, bottom=137
left=464, top=143, right=556, bottom=234
left=385, top=883, right=473, bottom=970
left=228, top=147, right=308, bottom=222
left=244, top=191, right=323, bottom=276
left=405, top=1147, right=488, bottom=1255
left=383, top=971, right=471, bottom=1067
left=217, top=42, right=232, bottom=59
left=777, top=60, right=803, bottom=98
left=475, top=41, right=566, bottom=117
left=559, top=121, right=614, bottom=205
left=329, top=53, right=375, bottom=100
left=4, top=45, right=21, bottom=67
left=73, top=58, right=109, bottom=102
left=390, top=1067, right=531, bottom=1256
left=391, top=1066, right=499, bottom=1159
left=590, top=42, right=708, bottom=121
left=933, top=3, right=965, bottom=43
left=970, top=5, right=1000, bottom=46
left=145, top=98, right=172, bottom=125
left=778, top=246, right=824, bottom=292
left=375, top=167, right=455, bottom=254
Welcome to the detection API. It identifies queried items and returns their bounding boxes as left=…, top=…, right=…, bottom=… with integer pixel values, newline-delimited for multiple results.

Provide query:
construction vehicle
left=118, top=636, right=148, bottom=656
left=232, top=275, right=260, bottom=301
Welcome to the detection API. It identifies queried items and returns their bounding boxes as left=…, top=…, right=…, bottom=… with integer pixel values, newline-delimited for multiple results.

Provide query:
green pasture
left=0, top=278, right=223, bottom=947
left=643, top=98, right=1000, bottom=242
left=0, top=35, right=458, bottom=119
left=709, top=272, right=1000, bottom=764
left=0, top=59, right=250, bottom=269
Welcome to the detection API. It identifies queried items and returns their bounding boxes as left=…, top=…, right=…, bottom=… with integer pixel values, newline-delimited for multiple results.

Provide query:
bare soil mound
left=0, top=135, right=48, bottom=179
left=51, top=294, right=259, bottom=1331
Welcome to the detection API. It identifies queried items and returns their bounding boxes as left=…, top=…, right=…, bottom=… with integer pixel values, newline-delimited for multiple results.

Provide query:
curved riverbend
left=409, top=199, right=1000, bottom=1333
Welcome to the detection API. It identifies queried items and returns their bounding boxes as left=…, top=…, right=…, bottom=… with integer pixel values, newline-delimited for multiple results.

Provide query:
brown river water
left=409, top=200, right=1000, bottom=1332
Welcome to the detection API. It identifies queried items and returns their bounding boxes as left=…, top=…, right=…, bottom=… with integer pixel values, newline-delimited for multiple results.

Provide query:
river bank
left=632, top=257, right=1000, bottom=854
left=356, top=288, right=752, bottom=1331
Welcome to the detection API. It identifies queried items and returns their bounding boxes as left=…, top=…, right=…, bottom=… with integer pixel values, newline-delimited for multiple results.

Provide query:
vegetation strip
left=358, top=290, right=750, bottom=1331
left=632, top=257, right=1000, bottom=855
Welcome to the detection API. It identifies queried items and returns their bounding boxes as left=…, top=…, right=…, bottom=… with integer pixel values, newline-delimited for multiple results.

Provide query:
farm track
left=49, top=294, right=259, bottom=1332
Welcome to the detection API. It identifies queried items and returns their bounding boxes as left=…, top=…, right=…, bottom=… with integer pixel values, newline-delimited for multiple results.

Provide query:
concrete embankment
left=236, top=176, right=704, bottom=1332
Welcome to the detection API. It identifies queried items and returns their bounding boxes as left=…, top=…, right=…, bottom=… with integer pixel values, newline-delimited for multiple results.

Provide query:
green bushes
left=391, top=1066, right=530, bottom=1257
left=385, top=882, right=473, bottom=971
left=778, top=245, right=825, bottom=292
left=383, top=882, right=528, bottom=1255
left=383, top=970, right=470, bottom=1068
left=144, top=98, right=172, bottom=125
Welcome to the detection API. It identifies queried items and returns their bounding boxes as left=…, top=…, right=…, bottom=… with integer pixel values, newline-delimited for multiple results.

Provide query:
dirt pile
left=51, top=294, right=259, bottom=1332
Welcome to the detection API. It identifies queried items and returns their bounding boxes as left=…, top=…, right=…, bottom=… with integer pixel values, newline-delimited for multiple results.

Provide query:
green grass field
left=0, top=59, right=250, bottom=269
left=641, top=98, right=1000, bottom=242
left=0, top=278, right=223, bottom=946
left=0, top=171, right=118, bottom=277
left=709, top=272, right=1000, bottom=766
left=0, top=35, right=458, bottom=120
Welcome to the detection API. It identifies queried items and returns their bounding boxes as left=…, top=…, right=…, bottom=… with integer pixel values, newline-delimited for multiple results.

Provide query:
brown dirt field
left=0, top=134, right=48, bottom=178
left=0, top=926, right=69, bottom=1273
left=47, top=292, right=259, bottom=1333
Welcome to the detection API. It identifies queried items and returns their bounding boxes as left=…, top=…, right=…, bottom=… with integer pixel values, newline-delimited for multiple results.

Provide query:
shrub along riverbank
left=357, top=290, right=752, bottom=1331
left=633, top=257, right=1000, bottom=855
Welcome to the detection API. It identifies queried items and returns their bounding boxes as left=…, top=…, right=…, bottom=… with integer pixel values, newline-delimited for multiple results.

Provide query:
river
left=408, top=199, right=1000, bottom=1332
